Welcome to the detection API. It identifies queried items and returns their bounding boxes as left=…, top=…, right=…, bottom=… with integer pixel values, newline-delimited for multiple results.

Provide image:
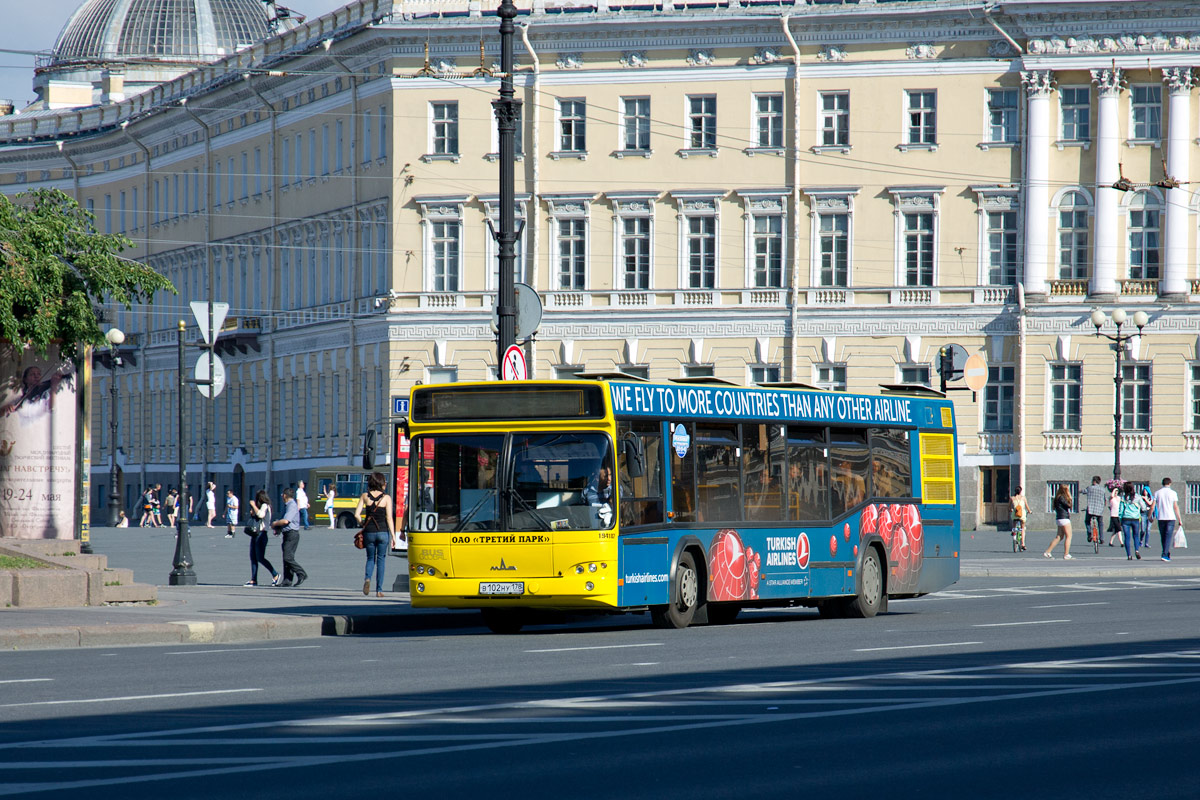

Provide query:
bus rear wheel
left=846, top=547, right=885, bottom=618
left=651, top=551, right=700, bottom=629
left=481, top=608, right=525, bottom=634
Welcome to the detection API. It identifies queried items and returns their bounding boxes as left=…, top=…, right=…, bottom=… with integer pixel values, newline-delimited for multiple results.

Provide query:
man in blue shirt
left=271, top=488, right=308, bottom=587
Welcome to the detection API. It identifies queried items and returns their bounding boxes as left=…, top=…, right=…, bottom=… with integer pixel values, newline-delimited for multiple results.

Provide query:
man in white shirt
left=296, top=480, right=311, bottom=530
left=1153, top=477, right=1182, bottom=562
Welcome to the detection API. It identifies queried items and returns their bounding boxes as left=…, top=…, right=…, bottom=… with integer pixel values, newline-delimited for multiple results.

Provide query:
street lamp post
left=492, top=0, right=521, bottom=368
left=104, top=327, right=125, bottom=527
left=1090, top=308, right=1150, bottom=483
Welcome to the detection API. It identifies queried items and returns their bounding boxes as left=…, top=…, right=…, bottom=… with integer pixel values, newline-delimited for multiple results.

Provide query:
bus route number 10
left=411, top=512, right=439, bottom=533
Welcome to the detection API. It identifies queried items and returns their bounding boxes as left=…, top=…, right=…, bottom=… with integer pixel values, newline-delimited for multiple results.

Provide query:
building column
left=1091, top=67, right=1123, bottom=299
left=1021, top=70, right=1053, bottom=298
left=1162, top=67, right=1194, bottom=299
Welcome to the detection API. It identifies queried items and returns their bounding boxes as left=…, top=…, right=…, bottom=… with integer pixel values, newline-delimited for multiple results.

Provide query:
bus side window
left=786, top=426, right=829, bottom=522
left=696, top=424, right=740, bottom=523
left=829, top=428, right=870, bottom=518
left=617, top=423, right=663, bottom=527
left=870, top=428, right=913, bottom=500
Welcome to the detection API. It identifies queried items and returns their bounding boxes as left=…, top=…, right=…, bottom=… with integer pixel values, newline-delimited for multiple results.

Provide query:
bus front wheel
left=481, top=608, right=525, bottom=634
left=651, top=551, right=699, bottom=629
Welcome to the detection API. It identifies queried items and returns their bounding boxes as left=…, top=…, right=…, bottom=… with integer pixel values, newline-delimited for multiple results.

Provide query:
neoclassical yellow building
left=2, top=0, right=1198, bottom=529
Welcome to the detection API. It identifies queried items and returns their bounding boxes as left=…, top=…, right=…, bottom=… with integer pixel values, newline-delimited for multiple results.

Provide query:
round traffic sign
left=963, top=353, right=988, bottom=392
left=194, top=353, right=226, bottom=398
left=501, top=344, right=527, bottom=381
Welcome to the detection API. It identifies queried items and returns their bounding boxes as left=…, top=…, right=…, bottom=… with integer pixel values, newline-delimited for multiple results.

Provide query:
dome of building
left=50, top=0, right=273, bottom=66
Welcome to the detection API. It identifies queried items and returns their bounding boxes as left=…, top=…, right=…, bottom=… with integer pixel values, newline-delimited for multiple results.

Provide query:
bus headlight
left=588, top=563, right=598, bottom=573
left=416, top=565, right=426, bottom=574
left=416, top=583, right=425, bottom=593
left=585, top=581, right=594, bottom=591
left=575, top=565, right=585, bottom=574
left=427, top=567, right=437, bottom=577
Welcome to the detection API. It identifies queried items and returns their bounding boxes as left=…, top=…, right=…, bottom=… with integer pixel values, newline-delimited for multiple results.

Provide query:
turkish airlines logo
left=796, top=533, right=810, bottom=569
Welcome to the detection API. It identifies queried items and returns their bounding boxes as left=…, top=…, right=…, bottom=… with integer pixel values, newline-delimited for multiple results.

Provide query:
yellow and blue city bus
left=403, top=379, right=959, bottom=633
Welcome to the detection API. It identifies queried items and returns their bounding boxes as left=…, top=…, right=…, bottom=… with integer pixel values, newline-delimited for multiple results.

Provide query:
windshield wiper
left=453, top=488, right=497, bottom=532
left=504, top=487, right=553, bottom=532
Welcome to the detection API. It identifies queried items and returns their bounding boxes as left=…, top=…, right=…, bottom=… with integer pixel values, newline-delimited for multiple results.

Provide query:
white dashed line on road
left=854, top=642, right=983, bottom=652
left=526, top=643, right=664, bottom=653
left=974, top=619, right=1070, bottom=627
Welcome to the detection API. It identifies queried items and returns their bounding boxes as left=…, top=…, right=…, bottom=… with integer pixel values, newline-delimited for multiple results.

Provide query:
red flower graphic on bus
left=860, top=502, right=924, bottom=594
left=709, top=529, right=760, bottom=601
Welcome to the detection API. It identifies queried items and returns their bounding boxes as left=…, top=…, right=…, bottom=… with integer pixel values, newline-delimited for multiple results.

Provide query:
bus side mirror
left=362, top=429, right=376, bottom=470
left=623, top=435, right=645, bottom=479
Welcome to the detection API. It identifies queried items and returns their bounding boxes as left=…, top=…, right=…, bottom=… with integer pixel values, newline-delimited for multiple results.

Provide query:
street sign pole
left=170, top=320, right=197, bottom=586
left=493, top=0, right=522, bottom=374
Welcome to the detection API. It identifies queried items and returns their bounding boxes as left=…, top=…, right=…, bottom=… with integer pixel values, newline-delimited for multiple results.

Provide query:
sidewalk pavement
left=1, top=525, right=1196, bottom=651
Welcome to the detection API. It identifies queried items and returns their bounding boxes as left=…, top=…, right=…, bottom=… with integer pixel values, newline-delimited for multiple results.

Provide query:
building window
left=1120, top=363, right=1151, bottom=431
left=904, top=212, right=935, bottom=286
left=687, top=95, right=717, bottom=150
left=432, top=221, right=460, bottom=292
left=900, top=365, right=930, bottom=386
left=621, top=365, right=650, bottom=380
left=906, top=90, right=937, bottom=145
left=1050, top=363, right=1082, bottom=431
left=622, top=97, right=651, bottom=151
left=241, top=152, right=249, bottom=199
left=556, top=219, right=587, bottom=290
left=294, top=134, right=302, bottom=183
left=751, top=365, right=781, bottom=384
left=1128, top=193, right=1161, bottom=280
left=378, top=106, right=388, bottom=159
left=556, top=364, right=584, bottom=380
left=1188, top=482, right=1200, bottom=516
left=558, top=99, right=586, bottom=152
left=335, top=119, right=344, bottom=172
left=1131, top=85, right=1162, bottom=141
left=321, top=124, right=330, bottom=174
left=1058, top=191, right=1090, bottom=279
left=752, top=215, right=783, bottom=288
left=754, top=94, right=784, bottom=148
left=685, top=364, right=714, bottom=379
left=432, top=102, right=459, bottom=155
left=1191, top=364, right=1200, bottom=431
left=1060, top=87, right=1090, bottom=142
left=816, top=364, right=847, bottom=392
left=621, top=216, right=651, bottom=290
left=428, top=366, right=458, bottom=384
left=819, top=92, right=849, bottom=147
left=307, top=131, right=316, bottom=180
left=363, top=113, right=372, bottom=163
left=816, top=213, right=848, bottom=287
left=986, top=210, right=1018, bottom=285
left=984, top=366, right=1015, bottom=431
left=986, top=89, right=1019, bottom=143
left=686, top=216, right=716, bottom=289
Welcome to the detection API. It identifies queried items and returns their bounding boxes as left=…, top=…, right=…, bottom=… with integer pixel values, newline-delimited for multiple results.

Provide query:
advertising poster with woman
left=0, top=345, right=77, bottom=539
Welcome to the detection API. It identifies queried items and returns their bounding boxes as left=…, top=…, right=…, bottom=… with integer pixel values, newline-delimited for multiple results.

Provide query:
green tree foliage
left=0, top=189, right=173, bottom=355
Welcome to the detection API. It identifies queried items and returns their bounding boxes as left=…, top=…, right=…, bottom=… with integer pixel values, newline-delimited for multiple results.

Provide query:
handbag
left=1174, top=524, right=1188, bottom=549
left=353, top=530, right=365, bottom=549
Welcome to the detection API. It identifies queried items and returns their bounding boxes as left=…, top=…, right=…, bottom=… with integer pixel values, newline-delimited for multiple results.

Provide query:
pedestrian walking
left=150, top=484, right=164, bottom=527
left=1009, top=485, right=1029, bottom=552
left=324, top=484, right=337, bottom=529
left=1043, top=484, right=1074, bottom=559
left=205, top=481, right=217, bottom=527
left=1083, top=475, right=1106, bottom=548
left=1118, top=482, right=1142, bottom=561
left=1137, top=485, right=1154, bottom=550
left=165, top=488, right=179, bottom=527
left=223, top=488, right=240, bottom=538
left=245, top=490, right=279, bottom=587
left=271, top=488, right=307, bottom=587
left=1106, top=483, right=1122, bottom=547
left=355, top=472, right=394, bottom=597
left=1153, top=477, right=1182, bottom=562
left=139, top=486, right=156, bottom=527
left=297, top=480, right=311, bottom=530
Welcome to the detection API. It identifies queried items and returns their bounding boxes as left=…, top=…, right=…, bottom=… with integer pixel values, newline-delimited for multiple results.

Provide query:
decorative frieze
left=686, top=49, right=715, bottom=66
left=817, top=45, right=847, bottom=62
left=906, top=43, right=937, bottom=60
left=752, top=47, right=781, bottom=65
left=620, top=51, right=647, bottom=68
left=555, top=52, right=583, bottom=70
left=1028, top=33, right=1200, bottom=55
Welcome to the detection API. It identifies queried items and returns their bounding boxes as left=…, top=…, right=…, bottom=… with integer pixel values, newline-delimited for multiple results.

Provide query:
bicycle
left=1086, top=515, right=1101, bottom=554
left=1011, top=519, right=1026, bottom=553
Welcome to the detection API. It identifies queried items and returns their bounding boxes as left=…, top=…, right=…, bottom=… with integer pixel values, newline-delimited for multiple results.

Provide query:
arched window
left=1057, top=191, right=1090, bottom=280
left=1128, top=192, right=1161, bottom=280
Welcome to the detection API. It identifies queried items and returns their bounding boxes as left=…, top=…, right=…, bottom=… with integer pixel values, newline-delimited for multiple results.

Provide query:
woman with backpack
left=1118, top=482, right=1143, bottom=561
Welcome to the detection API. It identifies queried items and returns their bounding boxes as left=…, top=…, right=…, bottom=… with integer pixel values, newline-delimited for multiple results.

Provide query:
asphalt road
left=3, top=577, right=1199, bottom=798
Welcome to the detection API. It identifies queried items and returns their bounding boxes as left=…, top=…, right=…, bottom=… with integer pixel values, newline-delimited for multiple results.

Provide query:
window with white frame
left=986, top=209, right=1018, bottom=285
left=321, top=124, right=330, bottom=175
left=904, top=212, right=935, bottom=286
left=905, top=90, right=936, bottom=145
left=557, top=219, right=587, bottom=290
left=687, top=216, right=716, bottom=288
left=687, top=95, right=717, bottom=150
left=754, top=94, right=783, bottom=148
left=622, top=97, right=651, bottom=151
left=378, top=106, right=388, bottom=159
left=1060, top=86, right=1090, bottom=142
left=1128, top=192, right=1161, bottom=279
left=307, top=130, right=316, bottom=179
left=1058, top=191, right=1090, bottom=279
left=428, top=366, right=458, bottom=384
left=432, top=220, right=460, bottom=292
left=752, top=214, right=784, bottom=288
left=558, top=99, right=586, bottom=153
left=613, top=195, right=654, bottom=291
left=432, top=102, right=459, bottom=155
left=986, top=89, right=1019, bottom=143
left=1050, top=363, right=1082, bottom=431
left=819, top=92, right=849, bottom=147
left=1131, top=85, right=1162, bottom=141
left=1120, top=363, right=1151, bottom=431
left=751, top=365, right=781, bottom=384
left=815, top=364, right=847, bottom=392
left=1191, top=364, right=1200, bottom=431
left=984, top=366, right=1015, bottom=431
left=685, top=364, right=714, bottom=379
left=293, top=133, right=302, bottom=183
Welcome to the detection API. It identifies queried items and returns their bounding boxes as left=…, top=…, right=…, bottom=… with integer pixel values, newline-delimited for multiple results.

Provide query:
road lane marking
left=0, top=680, right=52, bottom=685
left=165, top=646, right=321, bottom=656
left=525, top=643, right=664, bottom=653
left=973, top=619, right=1070, bottom=628
left=0, top=689, right=261, bottom=709
left=1030, top=602, right=1108, bottom=609
left=854, top=642, right=982, bottom=652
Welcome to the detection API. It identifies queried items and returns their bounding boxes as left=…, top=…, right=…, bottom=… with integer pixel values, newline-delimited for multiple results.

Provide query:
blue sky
left=0, top=1, right=339, bottom=109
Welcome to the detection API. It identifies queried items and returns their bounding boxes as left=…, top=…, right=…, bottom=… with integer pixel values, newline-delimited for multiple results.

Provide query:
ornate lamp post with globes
left=1090, top=308, right=1151, bottom=483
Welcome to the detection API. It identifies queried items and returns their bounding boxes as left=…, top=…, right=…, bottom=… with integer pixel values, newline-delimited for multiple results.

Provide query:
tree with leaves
left=0, top=189, right=173, bottom=355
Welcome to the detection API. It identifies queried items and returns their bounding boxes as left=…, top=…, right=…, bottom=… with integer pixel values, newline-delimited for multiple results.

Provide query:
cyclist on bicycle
left=1083, top=475, right=1108, bottom=545
left=1010, top=486, right=1030, bottom=551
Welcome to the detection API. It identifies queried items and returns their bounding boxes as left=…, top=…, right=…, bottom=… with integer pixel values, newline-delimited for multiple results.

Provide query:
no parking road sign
left=501, top=345, right=528, bottom=381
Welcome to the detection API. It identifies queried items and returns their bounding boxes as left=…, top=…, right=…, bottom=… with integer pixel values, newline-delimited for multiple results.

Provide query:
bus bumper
left=407, top=572, right=619, bottom=610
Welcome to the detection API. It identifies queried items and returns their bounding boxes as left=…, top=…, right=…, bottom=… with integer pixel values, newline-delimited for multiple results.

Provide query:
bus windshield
left=411, top=432, right=615, bottom=533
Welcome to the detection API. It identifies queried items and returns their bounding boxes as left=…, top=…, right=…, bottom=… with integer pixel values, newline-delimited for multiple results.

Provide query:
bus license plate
left=479, top=582, right=524, bottom=596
